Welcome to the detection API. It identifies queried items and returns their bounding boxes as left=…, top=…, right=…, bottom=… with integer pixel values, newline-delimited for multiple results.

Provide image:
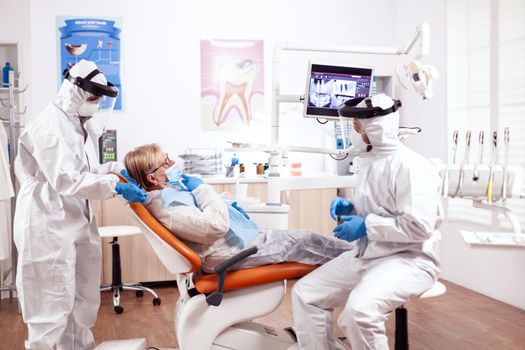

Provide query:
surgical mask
left=349, top=128, right=372, bottom=152
left=78, top=101, right=100, bottom=117
left=164, top=163, right=187, bottom=190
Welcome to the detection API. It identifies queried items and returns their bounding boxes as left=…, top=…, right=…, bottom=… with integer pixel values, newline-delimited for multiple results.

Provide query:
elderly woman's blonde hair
left=124, top=143, right=164, bottom=190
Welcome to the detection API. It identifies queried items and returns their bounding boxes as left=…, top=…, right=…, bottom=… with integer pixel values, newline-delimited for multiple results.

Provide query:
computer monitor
left=304, top=63, right=373, bottom=119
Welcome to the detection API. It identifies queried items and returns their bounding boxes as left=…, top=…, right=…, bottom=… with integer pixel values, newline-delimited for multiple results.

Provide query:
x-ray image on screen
left=305, top=64, right=372, bottom=119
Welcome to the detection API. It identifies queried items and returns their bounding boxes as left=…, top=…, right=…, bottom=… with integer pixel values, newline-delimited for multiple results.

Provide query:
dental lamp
left=396, top=60, right=439, bottom=100
left=395, top=22, right=439, bottom=100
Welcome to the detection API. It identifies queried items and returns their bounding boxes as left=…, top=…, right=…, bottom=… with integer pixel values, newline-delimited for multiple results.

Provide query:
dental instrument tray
left=439, top=164, right=523, bottom=200
left=179, top=148, right=222, bottom=176
left=461, top=230, right=525, bottom=248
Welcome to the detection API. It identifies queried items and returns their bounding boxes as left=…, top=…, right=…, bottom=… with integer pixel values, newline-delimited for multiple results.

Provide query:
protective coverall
left=14, top=60, right=120, bottom=350
left=292, top=94, right=443, bottom=350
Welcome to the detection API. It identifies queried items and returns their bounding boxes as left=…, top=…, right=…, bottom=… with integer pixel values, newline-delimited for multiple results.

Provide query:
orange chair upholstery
left=195, top=262, right=317, bottom=294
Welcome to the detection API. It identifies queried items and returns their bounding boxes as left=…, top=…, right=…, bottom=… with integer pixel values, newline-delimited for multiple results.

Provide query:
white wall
left=27, top=0, right=447, bottom=174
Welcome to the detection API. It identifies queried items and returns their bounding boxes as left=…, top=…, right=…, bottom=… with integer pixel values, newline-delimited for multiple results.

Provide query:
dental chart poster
left=57, top=17, right=123, bottom=110
left=200, top=39, right=264, bottom=131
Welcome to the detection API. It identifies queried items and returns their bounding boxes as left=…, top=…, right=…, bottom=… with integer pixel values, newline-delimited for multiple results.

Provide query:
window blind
left=446, top=0, right=525, bottom=228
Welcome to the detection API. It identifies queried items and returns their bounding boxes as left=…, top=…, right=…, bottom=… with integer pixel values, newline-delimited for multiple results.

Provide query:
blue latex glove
left=181, top=174, right=204, bottom=191
left=333, top=215, right=367, bottom=242
left=231, top=201, right=250, bottom=220
left=115, top=182, right=147, bottom=203
left=120, top=169, right=141, bottom=188
left=330, top=197, right=354, bottom=220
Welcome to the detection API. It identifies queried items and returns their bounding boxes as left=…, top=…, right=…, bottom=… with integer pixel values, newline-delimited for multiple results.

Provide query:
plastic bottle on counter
left=3, top=62, right=14, bottom=87
left=231, top=153, right=239, bottom=166
left=256, top=163, right=264, bottom=175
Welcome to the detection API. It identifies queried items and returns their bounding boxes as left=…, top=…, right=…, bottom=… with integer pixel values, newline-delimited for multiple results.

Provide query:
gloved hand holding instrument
left=333, top=215, right=367, bottom=242
left=330, top=197, right=354, bottom=220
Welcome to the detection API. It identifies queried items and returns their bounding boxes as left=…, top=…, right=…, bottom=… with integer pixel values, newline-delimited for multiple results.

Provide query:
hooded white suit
left=292, top=94, right=442, bottom=350
left=14, top=60, right=120, bottom=350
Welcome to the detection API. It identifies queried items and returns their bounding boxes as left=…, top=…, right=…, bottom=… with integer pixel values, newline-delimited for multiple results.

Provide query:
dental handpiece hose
left=487, top=131, right=497, bottom=204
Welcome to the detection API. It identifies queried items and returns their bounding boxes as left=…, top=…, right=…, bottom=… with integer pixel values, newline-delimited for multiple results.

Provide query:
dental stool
left=98, top=225, right=161, bottom=314
left=394, top=280, right=446, bottom=350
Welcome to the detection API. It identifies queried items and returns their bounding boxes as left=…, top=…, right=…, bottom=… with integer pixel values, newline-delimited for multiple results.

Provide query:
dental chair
left=116, top=175, right=319, bottom=350
left=116, top=175, right=445, bottom=350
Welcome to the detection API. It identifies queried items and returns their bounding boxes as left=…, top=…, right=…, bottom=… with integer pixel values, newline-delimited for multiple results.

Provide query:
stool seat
left=98, top=224, right=160, bottom=314
left=420, top=281, right=446, bottom=299
left=395, top=280, right=446, bottom=350
left=98, top=225, right=142, bottom=238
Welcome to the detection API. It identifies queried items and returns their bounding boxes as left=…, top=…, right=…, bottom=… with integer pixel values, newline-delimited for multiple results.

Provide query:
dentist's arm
left=365, top=164, right=442, bottom=243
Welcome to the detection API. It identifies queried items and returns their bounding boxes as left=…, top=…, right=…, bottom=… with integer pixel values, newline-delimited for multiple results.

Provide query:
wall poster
left=57, top=17, right=123, bottom=110
left=200, top=39, right=264, bottom=131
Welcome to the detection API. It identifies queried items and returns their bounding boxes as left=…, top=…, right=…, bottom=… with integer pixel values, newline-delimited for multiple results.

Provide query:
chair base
left=211, top=322, right=349, bottom=350
left=95, top=338, right=147, bottom=350
left=100, top=283, right=161, bottom=314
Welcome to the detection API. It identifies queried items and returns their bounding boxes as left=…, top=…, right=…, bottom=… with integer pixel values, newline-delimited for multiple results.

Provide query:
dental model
left=213, top=59, right=257, bottom=126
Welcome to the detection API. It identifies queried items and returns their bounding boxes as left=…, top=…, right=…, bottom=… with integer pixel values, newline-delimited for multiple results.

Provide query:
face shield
left=94, top=94, right=117, bottom=130
left=64, top=67, right=119, bottom=132
left=338, top=96, right=401, bottom=119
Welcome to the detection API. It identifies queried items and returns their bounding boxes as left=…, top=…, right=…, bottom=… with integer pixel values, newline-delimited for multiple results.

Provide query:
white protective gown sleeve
left=292, top=93, right=442, bottom=350
left=365, top=162, right=441, bottom=243
left=14, top=60, right=118, bottom=350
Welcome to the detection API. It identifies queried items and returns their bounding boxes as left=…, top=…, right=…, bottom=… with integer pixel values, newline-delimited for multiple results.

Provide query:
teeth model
left=213, top=59, right=257, bottom=126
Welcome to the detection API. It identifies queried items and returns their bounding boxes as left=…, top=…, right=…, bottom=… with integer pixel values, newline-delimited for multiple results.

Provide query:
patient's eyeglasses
left=150, top=153, right=171, bottom=174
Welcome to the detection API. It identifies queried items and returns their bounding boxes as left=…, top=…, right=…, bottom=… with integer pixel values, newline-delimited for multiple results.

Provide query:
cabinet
left=97, top=182, right=338, bottom=284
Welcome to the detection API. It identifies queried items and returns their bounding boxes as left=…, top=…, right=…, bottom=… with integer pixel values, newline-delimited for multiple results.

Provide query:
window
left=446, top=0, right=525, bottom=228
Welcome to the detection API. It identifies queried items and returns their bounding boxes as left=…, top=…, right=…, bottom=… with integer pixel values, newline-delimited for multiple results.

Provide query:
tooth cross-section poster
left=57, top=17, right=123, bottom=111
left=200, top=39, right=264, bottom=131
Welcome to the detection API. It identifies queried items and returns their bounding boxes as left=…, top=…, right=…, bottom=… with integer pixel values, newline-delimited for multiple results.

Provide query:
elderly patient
left=124, top=144, right=352, bottom=272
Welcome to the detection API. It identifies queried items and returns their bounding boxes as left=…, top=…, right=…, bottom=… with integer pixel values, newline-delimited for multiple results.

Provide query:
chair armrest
left=206, top=246, right=258, bottom=306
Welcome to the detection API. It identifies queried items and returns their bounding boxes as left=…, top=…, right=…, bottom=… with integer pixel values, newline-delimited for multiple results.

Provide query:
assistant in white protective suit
left=14, top=59, right=146, bottom=350
left=292, top=93, right=443, bottom=350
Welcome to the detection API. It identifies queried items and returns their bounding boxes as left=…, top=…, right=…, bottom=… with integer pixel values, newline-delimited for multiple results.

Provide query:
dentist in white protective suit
left=14, top=59, right=146, bottom=350
left=292, top=93, right=443, bottom=350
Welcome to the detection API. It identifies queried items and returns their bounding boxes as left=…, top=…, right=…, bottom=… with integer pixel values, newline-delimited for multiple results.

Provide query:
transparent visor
left=97, top=94, right=117, bottom=114
left=90, top=95, right=116, bottom=133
